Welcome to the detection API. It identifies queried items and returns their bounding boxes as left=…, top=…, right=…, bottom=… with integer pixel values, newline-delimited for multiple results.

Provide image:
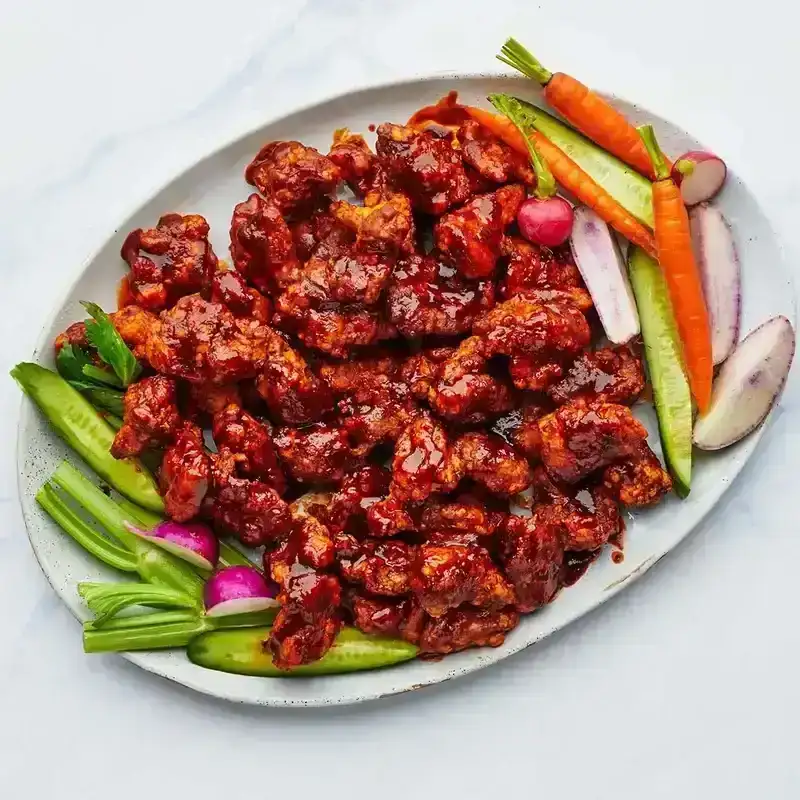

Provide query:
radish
left=517, top=195, right=574, bottom=247
left=689, top=204, right=741, bottom=365
left=204, top=566, right=280, bottom=617
left=125, top=520, right=219, bottom=571
left=569, top=206, right=639, bottom=344
left=672, top=151, right=727, bottom=206
left=693, top=316, right=795, bottom=450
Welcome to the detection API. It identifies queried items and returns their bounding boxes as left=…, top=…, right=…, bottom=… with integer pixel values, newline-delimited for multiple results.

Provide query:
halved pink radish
left=517, top=195, right=574, bottom=247
left=693, top=316, right=795, bottom=450
left=689, top=204, right=741, bottom=365
left=204, top=566, right=280, bottom=617
left=672, top=151, right=727, bottom=206
left=125, top=520, right=219, bottom=571
left=569, top=206, right=640, bottom=344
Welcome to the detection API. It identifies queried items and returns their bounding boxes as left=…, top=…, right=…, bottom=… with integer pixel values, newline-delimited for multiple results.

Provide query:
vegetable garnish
left=627, top=247, right=693, bottom=495
left=497, top=37, right=668, bottom=180
left=204, top=566, right=279, bottom=617
left=672, top=151, right=727, bottom=206
left=125, top=520, right=220, bottom=572
left=78, top=582, right=199, bottom=627
left=569, top=206, right=640, bottom=344
left=12, top=364, right=163, bottom=511
left=487, top=95, right=656, bottom=254
left=55, top=343, right=125, bottom=415
left=187, top=627, right=418, bottom=677
left=693, top=316, right=795, bottom=451
left=689, top=204, right=741, bottom=365
left=638, top=124, right=713, bottom=412
left=81, top=301, right=141, bottom=386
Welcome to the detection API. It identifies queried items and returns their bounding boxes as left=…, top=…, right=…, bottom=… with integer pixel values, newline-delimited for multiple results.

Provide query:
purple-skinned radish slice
left=693, top=316, right=795, bottom=450
left=689, top=204, right=741, bottom=365
left=124, top=520, right=219, bottom=571
left=569, top=206, right=639, bottom=344
left=672, top=151, right=727, bottom=206
left=204, top=566, right=279, bottom=617
left=517, top=195, right=574, bottom=247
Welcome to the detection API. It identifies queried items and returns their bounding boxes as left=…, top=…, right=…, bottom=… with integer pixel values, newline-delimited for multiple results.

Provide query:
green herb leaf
left=56, top=343, right=94, bottom=384
left=81, top=301, right=141, bottom=386
left=82, top=363, right=123, bottom=388
left=84, top=387, right=125, bottom=417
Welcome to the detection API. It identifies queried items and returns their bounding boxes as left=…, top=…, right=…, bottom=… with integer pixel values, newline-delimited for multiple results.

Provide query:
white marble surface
left=1, top=0, right=799, bottom=796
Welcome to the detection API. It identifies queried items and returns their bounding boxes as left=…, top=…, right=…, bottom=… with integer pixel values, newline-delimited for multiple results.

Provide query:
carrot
left=638, top=124, right=712, bottom=412
left=497, top=38, right=669, bottom=180
left=484, top=96, right=657, bottom=256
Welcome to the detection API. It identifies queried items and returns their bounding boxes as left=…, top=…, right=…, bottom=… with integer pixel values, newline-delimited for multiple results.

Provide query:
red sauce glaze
left=117, top=274, right=137, bottom=309
left=561, top=549, right=601, bottom=587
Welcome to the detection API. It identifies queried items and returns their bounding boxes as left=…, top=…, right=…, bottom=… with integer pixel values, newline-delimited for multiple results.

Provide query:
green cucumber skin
left=514, top=98, right=655, bottom=229
left=12, top=363, right=164, bottom=512
left=188, top=627, right=419, bottom=677
left=627, top=248, right=692, bottom=494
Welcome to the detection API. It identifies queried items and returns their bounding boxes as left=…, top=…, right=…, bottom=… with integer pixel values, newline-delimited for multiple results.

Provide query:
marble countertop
left=1, top=0, right=799, bottom=796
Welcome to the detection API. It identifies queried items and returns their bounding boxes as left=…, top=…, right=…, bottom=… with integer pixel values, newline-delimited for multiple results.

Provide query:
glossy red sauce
left=561, top=549, right=601, bottom=587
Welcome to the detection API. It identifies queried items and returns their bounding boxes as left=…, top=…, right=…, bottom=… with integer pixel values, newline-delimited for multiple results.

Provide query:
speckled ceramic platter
left=16, top=74, right=796, bottom=706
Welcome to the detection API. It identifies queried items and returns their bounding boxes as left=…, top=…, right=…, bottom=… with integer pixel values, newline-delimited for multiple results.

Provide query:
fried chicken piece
left=328, top=128, right=388, bottom=205
left=255, top=331, right=334, bottom=424
left=111, top=376, right=182, bottom=458
left=146, top=295, right=271, bottom=384
left=291, top=206, right=355, bottom=262
left=399, top=347, right=455, bottom=401
left=445, top=432, right=532, bottom=497
left=272, top=422, right=352, bottom=485
left=159, top=422, right=211, bottom=522
left=318, top=357, right=400, bottom=395
left=490, top=402, right=551, bottom=462
left=499, top=237, right=584, bottom=298
left=545, top=484, right=622, bottom=551
left=330, top=194, right=415, bottom=255
left=210, top=269, right=272, bottom=322
left=365, top=495, right=416, bottom=538
left=322, top=464, right=391, bottom=534
left=434, top=184, right=525, bottom=279
left=54, top=321, right=90, bottom=354
left=268, top=570, right=342, bottom=670
left=245, top=141, right=341, bottom=219
left=386, top=254, right=495, bottom=338
left=267, top=501, right=335, bottom=587
left=412, top=539, right=516, bottom=617
left=185, top=382, right=242, bottom=423
left=420, top=607, right=519, bottom=654
left=211, top=404, right=285, bottom=493
left=376, top=123, right=470, bottom=215
left=120, top=214, right=217, bottom=310
left=500, top=514, right=564, bottom=612
left=419, top=496, right=505, bottom=537
left=508, top=354, right=565, bottom=393
left=349, top=594, right=426, bottom=644
left=426, top=336, right=515, bottom=424
left=602, top=442, right=672, bottom=507
left=474, top=294, right=591, bottom=359
left=339, top=539, right=417, bottom=597
left=229, top=193, right=301, bottom=293
left=206, top=448, right=291, bottom=546
left=547, top=345, right=645, bottom=407
left=538, top=400, right=649, bottom=484
left=459, top=119, right=534, bottom=185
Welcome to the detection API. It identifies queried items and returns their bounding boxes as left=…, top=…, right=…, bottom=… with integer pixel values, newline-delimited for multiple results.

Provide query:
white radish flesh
left=693, top=316, right=795, bottom=450
left=689, top=204, right=741, bottom=365
left=672, top=151, right=727, bottom=206
left=569, top=206, right=640, bottom=344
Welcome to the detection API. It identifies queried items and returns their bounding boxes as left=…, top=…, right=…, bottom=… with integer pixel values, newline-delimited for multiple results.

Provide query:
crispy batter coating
left=211, top=404, right=285, bottom=493
left=185, top=382, right=242, bottom=422
left=146, top=295, right=272, bottom=384
left=500, top=514, right=564, bottom=612
left=387, top=255, right=495, bottom=339
left=268, top=501, right=335, bottom=587
left=603, top=442, right=672, bottom=507
left=339, top=539, right=417, bottom=597
left=459, top=120, right=535, bottom=185
left=330, top=194, right=415, bottom=255
left=210, top=269, right=272, bottom=322
left=365, top=495, right=416, bottom=538
left=538, top=400, right=649, bottom=485
left=376, top=123, right=470, bottom=215
left=444, top=432, right=532, bottom=497
left=254, top=331, right=334, bottom=424
left=159, top=422, right=211, bottom=522
left=273, top=422, right=352, bottom=485
left=349, top=593, right=426, bottom=644
left=412, top=540, right=516, bottom=617
left=109, top=306, right=159, bottom=362
left=322, top=464, right=391, bottom=534
left=419, top=496, right=505, bottom=537
left=499, top=237, right=584, bottom=298
left=120, top=214, right=217, bottom=310
left=328, top=128, right=387, bottom=205
left=420, top=607, right=519, bottom=654
left=547, top=345, right=645, bottom=407
left=111, top=376, right=182, bottom=458
left=490, top=402, right=551, bottom=462
left=399, top=347, right=454, bottom=401
left=245, top=141, right=341, bottom=219
left=318, top=357, right=400, bottom=395
left=206, top=448, right=291, bottom=546
left=291, top=206, right=354, bottom=262
left=434, top=184, right=525, bottom=279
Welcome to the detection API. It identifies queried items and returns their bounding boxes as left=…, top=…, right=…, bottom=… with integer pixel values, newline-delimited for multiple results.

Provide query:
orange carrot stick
left=497, top=38, right=670, bottom=180
left=478, top=98, right=657, bottom=256
left=639, top=124, right=712, bottom=411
